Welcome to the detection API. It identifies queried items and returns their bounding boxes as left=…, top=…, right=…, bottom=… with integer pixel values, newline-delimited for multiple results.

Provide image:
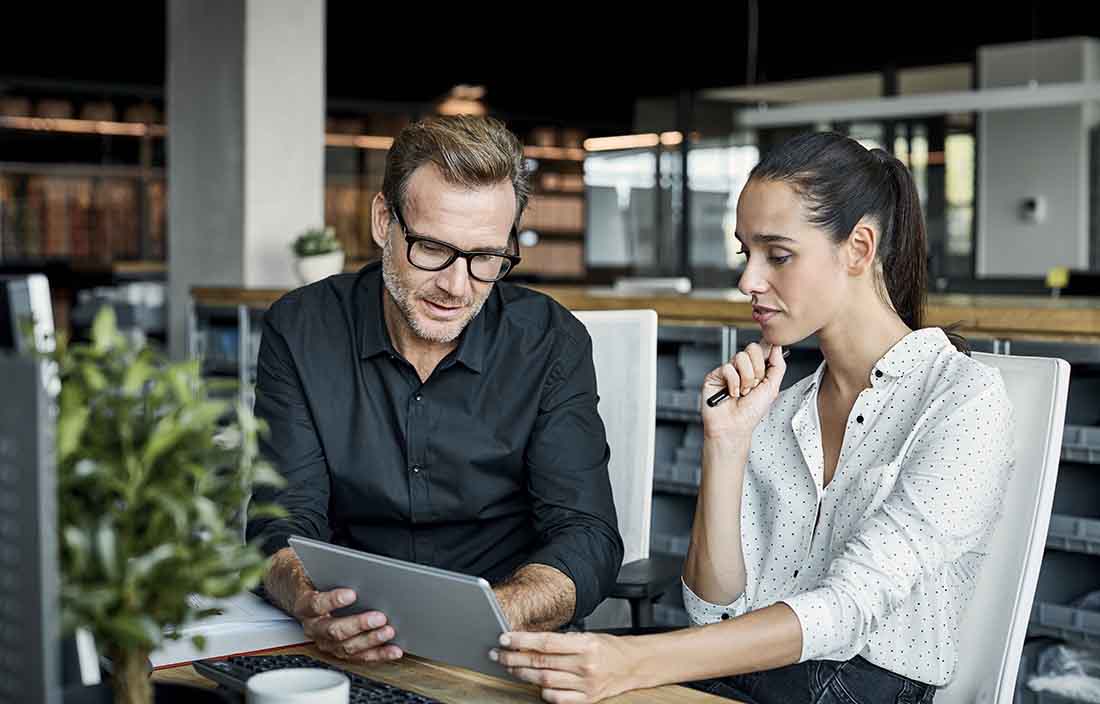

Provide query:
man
left=247, top=115, right=623, bottom=664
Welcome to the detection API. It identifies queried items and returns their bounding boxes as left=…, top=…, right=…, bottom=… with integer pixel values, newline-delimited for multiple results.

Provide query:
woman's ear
left=845, top=218, right=878, bottom=277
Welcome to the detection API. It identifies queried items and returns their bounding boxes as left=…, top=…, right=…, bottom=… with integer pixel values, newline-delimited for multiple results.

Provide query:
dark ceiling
left=2, top=2, right=1098, bottom=134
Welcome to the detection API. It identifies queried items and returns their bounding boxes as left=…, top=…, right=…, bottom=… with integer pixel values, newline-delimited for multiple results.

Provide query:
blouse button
left=856, top=415, right=865, bottom=424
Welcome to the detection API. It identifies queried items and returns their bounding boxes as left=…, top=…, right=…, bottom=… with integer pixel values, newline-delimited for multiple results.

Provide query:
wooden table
left=153, top=644, right=729, bottom=703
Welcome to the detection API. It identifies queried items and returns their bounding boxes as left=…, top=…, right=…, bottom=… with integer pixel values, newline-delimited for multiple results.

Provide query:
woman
left=492, top=132, right=1014, bottom=704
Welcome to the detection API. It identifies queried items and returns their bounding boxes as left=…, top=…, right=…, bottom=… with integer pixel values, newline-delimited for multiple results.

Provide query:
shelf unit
left=1010, top=340, right=1100, bottom=704
left=0, top=116, right=590, bottom=282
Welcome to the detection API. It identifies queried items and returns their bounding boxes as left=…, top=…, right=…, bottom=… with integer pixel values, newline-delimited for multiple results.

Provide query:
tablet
left=288, top=536, right=512, bottom=679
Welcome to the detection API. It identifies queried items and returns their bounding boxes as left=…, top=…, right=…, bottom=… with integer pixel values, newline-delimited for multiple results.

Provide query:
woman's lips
left=752, top=306, right=780, bottom=324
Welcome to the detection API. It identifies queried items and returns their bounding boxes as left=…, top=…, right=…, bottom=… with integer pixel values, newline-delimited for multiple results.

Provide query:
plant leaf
left=121, top=356, right=153, bottom=395
left=57, top=406, right=89, bottom=461
left=251, top=464, right=286, bottom=489
left=128, top=544, right=177, bottom=582
left=95, top=518, right=118, bottom=581
left=141, top=413, right=189, bottom=468
left=91, top=307, right=119, bottom=354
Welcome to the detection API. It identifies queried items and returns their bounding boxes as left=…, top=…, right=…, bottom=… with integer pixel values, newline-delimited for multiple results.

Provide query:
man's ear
left=371, top=193, right=392, bottom=250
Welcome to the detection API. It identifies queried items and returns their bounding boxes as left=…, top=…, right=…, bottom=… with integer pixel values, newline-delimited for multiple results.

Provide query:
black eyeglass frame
left=391, top=206, right=522, bottom=283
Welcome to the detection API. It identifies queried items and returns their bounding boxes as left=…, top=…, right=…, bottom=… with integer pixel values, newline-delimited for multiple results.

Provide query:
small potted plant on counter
left=292, top=226, right=345, bottom=285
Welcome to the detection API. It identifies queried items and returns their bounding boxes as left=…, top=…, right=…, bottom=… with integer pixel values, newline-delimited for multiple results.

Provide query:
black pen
left=705, top=348, right=791, bottom=408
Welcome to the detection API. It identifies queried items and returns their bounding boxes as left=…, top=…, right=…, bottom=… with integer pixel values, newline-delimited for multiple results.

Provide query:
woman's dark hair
left=749, top=132, right=968, bottom=353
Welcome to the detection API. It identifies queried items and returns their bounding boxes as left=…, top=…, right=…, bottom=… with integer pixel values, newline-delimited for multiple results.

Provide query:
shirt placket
left=792, top=391, right=824, bottom=584
left=406, top=382, right=433, bottom=563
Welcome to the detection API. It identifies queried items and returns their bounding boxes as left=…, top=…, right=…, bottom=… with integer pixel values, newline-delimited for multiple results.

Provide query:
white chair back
left=937, top=352, right=1070, bottom=704
left=571, top=310, right=658, bottom=565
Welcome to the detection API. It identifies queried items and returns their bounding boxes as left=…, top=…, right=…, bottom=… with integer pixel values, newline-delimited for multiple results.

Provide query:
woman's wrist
left=701, top=431, right=753, bottom=477
left=702, top=424, right=753, bottom=445
left=621, top=632, right=687, bottom=692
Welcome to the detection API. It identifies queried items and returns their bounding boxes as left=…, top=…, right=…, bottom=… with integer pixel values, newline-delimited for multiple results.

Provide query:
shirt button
left=411, top=464, right=421, bottom=473
left=414, top=394, right=422, bottom=402
left=793, top=569, right=800, bottom=578
left=874, top=370, right=883, bottom=378
left=856, top=415, right=865, bottom=424
left=720, top=613, right=730, bottom=620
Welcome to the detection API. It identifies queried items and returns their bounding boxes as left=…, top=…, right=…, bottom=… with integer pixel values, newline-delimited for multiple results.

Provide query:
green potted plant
left=55, top=308, right=285, bottom=704
left=291, top=225, right=345, bottom=284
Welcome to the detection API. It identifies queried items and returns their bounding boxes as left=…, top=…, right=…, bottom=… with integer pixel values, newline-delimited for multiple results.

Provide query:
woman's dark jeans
left=686, top=656, right=936, bottom=704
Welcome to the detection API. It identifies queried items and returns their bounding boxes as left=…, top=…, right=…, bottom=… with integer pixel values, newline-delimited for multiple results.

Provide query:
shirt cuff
left=779, top=590, right=838, bottom=662
left=682, top=577, right=747, bottom=626
left=520, top=546, right=598, bottom=623
left=254, top=530, right=294, bottom=558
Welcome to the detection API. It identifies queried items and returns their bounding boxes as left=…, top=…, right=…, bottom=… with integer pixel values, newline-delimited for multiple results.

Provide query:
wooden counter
left=191, top=285, right=1100, bottom=343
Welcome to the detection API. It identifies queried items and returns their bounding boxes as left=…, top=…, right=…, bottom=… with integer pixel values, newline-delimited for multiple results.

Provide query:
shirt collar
left=800, top=327, right=950, bottom=396
left=871, top=327, right=950, bottom=384
left=355, top=261, right=488, bottom=374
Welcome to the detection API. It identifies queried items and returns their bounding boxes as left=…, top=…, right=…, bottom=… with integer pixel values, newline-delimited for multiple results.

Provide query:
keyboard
left=194, top=653, right=442, bottom=703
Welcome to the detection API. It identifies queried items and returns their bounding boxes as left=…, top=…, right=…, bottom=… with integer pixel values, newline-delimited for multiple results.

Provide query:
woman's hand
left=491, top=631, right=641, bottom=703
left=701, top=343, right=786, bottom=440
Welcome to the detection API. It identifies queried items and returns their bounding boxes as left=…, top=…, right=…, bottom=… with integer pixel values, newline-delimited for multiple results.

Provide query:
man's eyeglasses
left=391, top=206, right=521, bottom=283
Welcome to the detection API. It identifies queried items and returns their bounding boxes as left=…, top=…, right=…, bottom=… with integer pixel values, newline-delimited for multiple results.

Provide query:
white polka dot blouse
left=682, top=327, right=1015, bottom=686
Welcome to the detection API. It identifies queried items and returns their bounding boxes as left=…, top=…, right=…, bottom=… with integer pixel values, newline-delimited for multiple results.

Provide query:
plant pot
left=295, top=251, right=346, bottom=285
left=63, top=681, right=234, bottom=703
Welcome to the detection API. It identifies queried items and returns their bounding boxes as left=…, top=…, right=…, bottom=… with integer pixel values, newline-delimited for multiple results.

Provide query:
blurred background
left=2, top=2, right=1098, bottom=352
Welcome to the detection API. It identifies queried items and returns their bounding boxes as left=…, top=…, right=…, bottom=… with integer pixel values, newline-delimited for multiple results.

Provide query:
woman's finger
left=746, top=343, right=766, bottom=382
left=733, top=351, right=756, bottom=395
left=493, top=648, right=577, bottom=672
left=763, top=345, right=787, bottom=387
left=720, top=362, right=742, bottom=399
left=506, top=666, right=586, bottom=691
left=539, top=688, right=591, bottom=704
left=703, top=364, right=728, bottom=391
left=499, top=631, right=587, bottom=655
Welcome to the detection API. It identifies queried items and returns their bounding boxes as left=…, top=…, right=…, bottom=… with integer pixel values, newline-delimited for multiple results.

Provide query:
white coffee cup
left=245, top=667, right=350, bottom=704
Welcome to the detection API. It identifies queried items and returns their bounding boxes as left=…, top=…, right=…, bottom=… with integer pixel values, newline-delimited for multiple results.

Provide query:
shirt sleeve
left=683, top=577, right=748, bottom=625
left=245, top=306, right=332, bottom=556
left=781, top=376, right=1015, bottom=662
left=519, top=329, right=625, bottom=621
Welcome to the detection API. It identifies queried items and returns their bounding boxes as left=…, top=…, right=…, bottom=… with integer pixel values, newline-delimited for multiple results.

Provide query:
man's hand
left=263, top=547, right=401, bottom=662
left=292, top=588, right=403, bottom=663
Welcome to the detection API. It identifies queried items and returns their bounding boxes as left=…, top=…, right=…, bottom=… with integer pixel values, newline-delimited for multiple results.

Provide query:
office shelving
left=1061, top=425, right=1100, bottom=464
left=1030, top=603, right=1100, bottom=646
left=1, top=115, right=588, bottom=282
left=1047, top=515, right=1100, bottom=556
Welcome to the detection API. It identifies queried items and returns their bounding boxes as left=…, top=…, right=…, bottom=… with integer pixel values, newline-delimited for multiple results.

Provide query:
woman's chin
left=760, top=324, right=808, bottom=349
left=759, top=327, right=786, bottom=347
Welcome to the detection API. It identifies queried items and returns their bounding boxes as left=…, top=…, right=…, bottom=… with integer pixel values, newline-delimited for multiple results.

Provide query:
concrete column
left=167, top=0, right=324, bottom=358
